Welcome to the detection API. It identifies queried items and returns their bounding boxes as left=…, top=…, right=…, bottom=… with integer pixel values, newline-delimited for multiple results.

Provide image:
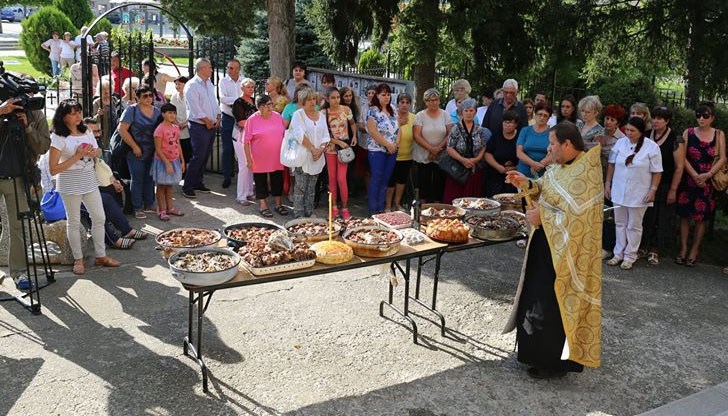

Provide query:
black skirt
left=516, top=228, right=584, bottom=373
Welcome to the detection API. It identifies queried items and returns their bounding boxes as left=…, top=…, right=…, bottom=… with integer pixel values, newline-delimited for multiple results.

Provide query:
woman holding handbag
left=48, top=99, right=120, bottom=275
left=675, top=102, right=726, bottom=266
left=321, top=87, right=357, bottom=219
left=442, top=98, right=489, bottom=203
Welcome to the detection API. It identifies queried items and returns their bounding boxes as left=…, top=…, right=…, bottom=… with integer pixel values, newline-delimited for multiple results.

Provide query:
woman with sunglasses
left=675, top=102, right=726, bottom=266
left=638, top=106, right=684, bottom=266
left=48, top=99, right=120, bottom=275
left=118, top=85, right=162, bottom=219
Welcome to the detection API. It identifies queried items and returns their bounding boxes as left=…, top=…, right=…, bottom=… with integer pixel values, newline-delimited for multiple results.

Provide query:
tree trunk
left=410, top=0, right=439, bottom=111
left=267, top=0, right=296, bottom=79
left=684, top=6, right=704, bottom=109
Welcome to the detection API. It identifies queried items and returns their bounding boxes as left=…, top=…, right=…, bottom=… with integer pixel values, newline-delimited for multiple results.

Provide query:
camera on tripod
left=0, top=61, right=45, bottom=112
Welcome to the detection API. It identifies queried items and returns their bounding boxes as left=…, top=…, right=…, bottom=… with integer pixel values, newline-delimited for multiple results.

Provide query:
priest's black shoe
left=527, top=367, right=567, bottom=379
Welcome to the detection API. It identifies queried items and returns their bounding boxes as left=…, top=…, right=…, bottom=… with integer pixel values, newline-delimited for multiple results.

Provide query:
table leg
left=407, top=252, right=447, bottom=337
left=380, top=259, right=419, bottom=344
left=183, top=290, right=214, bottom=393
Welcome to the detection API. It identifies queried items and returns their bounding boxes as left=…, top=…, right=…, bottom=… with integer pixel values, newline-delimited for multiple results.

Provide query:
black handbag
left=437, top=153, right=470, bottom=184
left=109, top=106, right=135, bottom=161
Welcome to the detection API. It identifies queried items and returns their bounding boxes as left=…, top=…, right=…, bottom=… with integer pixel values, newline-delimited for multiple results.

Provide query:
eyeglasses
left=536, top=113, right=550, bottom=118
left=696, top=112, right=712, bottom=119
left=140, top=92, right=153, bottom=98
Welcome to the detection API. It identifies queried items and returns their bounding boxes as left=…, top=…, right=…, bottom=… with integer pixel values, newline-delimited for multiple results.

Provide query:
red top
left=112, top=67, right=133, bottom=96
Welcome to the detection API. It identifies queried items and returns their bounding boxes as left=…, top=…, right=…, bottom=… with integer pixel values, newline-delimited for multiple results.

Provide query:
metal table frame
left=181, top=236, right=520, bottom=392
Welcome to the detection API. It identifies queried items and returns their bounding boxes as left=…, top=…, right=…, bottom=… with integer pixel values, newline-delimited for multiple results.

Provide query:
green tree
left=239, top=0, right=332, bottom=82
left=19, top=6, right=77, bottom=77
left=53, top=0, right=93, bottom=29
left=357, top=48, right=385, bottom=76
left=88, top=17, right=113, bottom=37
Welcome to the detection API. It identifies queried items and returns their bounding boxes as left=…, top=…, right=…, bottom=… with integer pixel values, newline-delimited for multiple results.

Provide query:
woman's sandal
left=675, top=256, right=685, bottom=265
left=114, top=238, right=135, bottom=250
left=647, top=252, right=659, bottom=266
left=73, top=260, right=85, bottom=275
left=94, top=256, right=120, bottom=267
left=274, top=205, right=289, bottom=216
left=167, top=208, right=184, bottom=216
left=722, top=266, right=728, bottom=275
left=259, top=208, right=274, bottom=218
left=685, top=258, right=697, bottom=267
left=125, top=229, right=148, bottom=240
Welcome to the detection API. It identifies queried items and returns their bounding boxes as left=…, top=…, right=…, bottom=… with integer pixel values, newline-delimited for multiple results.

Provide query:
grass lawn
left=0, top=55, right=46, bottom=80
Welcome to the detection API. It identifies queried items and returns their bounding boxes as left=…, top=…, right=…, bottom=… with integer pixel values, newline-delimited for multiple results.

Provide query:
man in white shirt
left=74, top=27, right=94, bottom=62
left=182, top=58, right=221, bottom=198
left=217, top=59, right=243, bottom=188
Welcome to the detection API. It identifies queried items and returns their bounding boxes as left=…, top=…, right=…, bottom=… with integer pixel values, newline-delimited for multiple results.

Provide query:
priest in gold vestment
left=503, top=121, right=603, bottom=379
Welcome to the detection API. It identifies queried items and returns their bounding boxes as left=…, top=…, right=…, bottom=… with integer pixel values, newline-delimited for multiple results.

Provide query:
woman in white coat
left=605, top=117, right=662, bottom=270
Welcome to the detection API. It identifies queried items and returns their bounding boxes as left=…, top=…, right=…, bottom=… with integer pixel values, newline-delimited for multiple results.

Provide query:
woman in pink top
left=243, top=95, right=288, bottom=217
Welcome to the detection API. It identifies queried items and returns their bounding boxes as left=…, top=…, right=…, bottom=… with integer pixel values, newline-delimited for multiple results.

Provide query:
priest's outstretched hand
left=505, top=170, right=528, bottom=189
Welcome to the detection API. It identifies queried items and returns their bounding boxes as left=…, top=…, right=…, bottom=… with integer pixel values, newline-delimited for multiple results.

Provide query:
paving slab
left=1, top=174, right=727, bottom=415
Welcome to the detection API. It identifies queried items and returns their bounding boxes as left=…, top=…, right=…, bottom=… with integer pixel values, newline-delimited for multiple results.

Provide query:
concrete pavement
left=1, top=176, right=727, bottom=415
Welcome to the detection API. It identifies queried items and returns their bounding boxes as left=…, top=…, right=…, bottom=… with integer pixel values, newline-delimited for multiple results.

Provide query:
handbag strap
left=459, top=120, right=475, bottom=158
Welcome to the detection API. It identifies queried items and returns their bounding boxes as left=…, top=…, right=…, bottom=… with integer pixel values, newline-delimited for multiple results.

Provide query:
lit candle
left=328, top=191, right=333, bottom=241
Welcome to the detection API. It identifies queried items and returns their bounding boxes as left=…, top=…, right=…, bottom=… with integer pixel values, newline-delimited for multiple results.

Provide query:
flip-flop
left=126, top=229, right=148, bottom=240
left=259, top=208, right=274, bottom=218
left=274, top=205, right=289, bottom=216
left=167, top=208, right=185, bottom=216
left=73, top=260, right=85, bottom=275
left=114, top=238, right=135, bottom=249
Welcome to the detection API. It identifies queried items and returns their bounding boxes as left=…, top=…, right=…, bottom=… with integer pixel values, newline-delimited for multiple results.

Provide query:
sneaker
left=134, top=211, right=147, bottom=219
left=183, top=189, right=197, bottom=199
left=195, top=186, right=211, bottom=193
left=606, top=257, right=622, bottom=266
left=332, top=207, right=339, bottom=218
left=14, top=274, right=33, bottom=292
left=341, top=208, right=351, bottom=220
left=620, top=260, right=634, bottom=270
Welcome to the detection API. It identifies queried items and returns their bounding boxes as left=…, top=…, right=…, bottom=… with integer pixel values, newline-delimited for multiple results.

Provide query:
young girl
left=153, top=103, right=185, bottom=220
left=322, top=87, right=357, bottom=219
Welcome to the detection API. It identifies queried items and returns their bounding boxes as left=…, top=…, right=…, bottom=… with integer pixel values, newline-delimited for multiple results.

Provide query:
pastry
left=425, top=218, right=469, bottom=243
left=171, top=251, right=238, bottom=273
left=310, top=240, right=354, bottom=264
left=157, top=228, right=220, bottom=248
left=372, top=211, right=412, bottom=229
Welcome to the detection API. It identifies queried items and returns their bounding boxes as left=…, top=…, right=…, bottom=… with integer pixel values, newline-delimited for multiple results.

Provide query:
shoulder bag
left=711, top=129, right=728, bottom=191
left=95, top=157, right=114, bottom=187
left=109, top=105, right=136, bottom=161
left=437, top=121, right=474, bottom=185
left=323, top=109, right=356, bottom=164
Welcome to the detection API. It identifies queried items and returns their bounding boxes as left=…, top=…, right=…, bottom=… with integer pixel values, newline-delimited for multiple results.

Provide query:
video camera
left=0, top=61, right=45, bottom=112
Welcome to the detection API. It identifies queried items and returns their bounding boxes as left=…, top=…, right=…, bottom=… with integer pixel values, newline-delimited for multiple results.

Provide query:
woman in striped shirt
left=49, top=99, right=120, bottom=275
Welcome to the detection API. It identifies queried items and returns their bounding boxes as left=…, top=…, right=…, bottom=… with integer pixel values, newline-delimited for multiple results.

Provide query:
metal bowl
left=420, top=203, right=466, bottom=225
left=492, top=193, right=523, bottom=212
left=452, top=197, right=501, bottom=217
left=155, top=227, right=222, bottom=258
left=223, top=222, right=284, bottom=249
left=168, top=247, right=240, bottom=286
left=469, top=216, right=521, bottom=241
left=285, top=218, right=342, bottom=242
left=342, top=225, right=403, bottom=257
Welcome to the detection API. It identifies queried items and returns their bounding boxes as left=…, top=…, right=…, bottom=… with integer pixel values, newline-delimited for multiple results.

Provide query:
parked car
left=106, top=11, right=121, bottom=24
left=1, top=5, right=25, bottom=22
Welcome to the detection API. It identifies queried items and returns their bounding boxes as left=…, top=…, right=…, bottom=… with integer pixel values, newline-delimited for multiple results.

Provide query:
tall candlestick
left=328, top=192, right=333, bottom=241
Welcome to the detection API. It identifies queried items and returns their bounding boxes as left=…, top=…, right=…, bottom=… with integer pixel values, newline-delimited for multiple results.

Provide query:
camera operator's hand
left=0, top=98, right=23, bottom=116
left=15, top=112, right=28, bottom=128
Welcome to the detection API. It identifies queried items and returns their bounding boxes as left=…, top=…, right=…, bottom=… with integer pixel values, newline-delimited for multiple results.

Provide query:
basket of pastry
left=425, top=218, right=470, bottom=244
left=168, top=248, right=240, bottom=286
left=156, top=227, right=222, bottom=258
left=224, top=222, right=285, bottom=249
left=285, top=218, right=342, bottom=242
left=310, top=240, right=354, bottom=264
left=467, top=215, right=521, bottom=241
left=343, top=226, right=404, bottom=257
left=492, top=193, right=523, bottom=212
left=420, top=203, right=466, bottom=225
left=335, top=216, right=378, bottom=231
left=452, top=197, right=501, bottom=217
left=236, top=230, right=317, bottom=275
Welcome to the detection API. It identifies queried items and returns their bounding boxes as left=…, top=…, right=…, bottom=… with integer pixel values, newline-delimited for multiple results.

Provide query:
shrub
left=89, top=18, right=113, bottom=37
left=53, top=0, right=94, bottom=30
left=671, top=106, right=728, bottom=134
left=19, top=6, right=77, bottom=77
left=358, top=49, right=386, bottom=77
left=592, top=77, right=658, bottom=111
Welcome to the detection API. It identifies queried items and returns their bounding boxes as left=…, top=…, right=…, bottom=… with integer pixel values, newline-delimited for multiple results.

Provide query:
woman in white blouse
left=289, top=87, right=330, bottom=218
left=412, top=88, right=453, bottom=203
left=48, top=99, right=120, bottom=275
left=605, top=117, right=662, bottom=270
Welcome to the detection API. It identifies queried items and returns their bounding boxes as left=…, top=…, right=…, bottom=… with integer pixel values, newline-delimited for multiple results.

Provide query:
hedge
left=19, top=6, right=77, bottom=77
